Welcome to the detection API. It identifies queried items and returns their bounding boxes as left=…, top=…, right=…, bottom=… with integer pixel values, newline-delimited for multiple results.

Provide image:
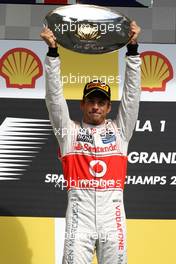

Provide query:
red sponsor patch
left=61, top=153, right=127, bottom=190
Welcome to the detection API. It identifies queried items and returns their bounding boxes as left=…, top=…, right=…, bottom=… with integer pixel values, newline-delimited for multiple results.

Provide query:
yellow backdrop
left=93, top=219, right=176, bottom=263
left=0, top=217, right=55, bottom=264
left=0, top=218, right=176, bottom=263
left=59, top=46, right=119, bottom=100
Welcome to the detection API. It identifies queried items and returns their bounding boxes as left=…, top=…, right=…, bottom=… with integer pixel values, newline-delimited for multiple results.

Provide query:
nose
left=92, top=102, right=99, bottom=110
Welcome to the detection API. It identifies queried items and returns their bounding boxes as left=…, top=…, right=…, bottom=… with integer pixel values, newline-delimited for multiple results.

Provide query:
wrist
left=126, top=43, right=139, bottom=56
left=129, top=40, right=138, bottom=45
left=47, top=47, right=59, bottom=57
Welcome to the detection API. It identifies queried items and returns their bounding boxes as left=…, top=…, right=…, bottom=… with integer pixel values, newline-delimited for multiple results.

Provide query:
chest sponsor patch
left=100, top=130, right=116, bottom=144
left=76, top=130, right=93, bottom=144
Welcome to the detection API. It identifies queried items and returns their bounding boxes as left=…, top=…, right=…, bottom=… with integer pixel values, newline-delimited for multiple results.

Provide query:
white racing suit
left=45, top=54, right=141, bottom=264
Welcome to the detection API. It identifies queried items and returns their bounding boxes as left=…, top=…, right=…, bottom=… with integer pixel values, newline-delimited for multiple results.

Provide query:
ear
left=80, top=100, right=84, bottom=111
left=107, top=102, right=111, bottom=114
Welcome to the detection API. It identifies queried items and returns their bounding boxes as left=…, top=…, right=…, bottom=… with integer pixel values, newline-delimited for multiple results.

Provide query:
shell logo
left=140, top=51, right=173, bottom=92
left=0, top=48, right=43, bottom=88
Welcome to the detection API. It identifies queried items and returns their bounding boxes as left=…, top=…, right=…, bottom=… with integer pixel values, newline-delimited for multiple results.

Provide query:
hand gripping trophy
left=41, top=4, right=141, bottom=264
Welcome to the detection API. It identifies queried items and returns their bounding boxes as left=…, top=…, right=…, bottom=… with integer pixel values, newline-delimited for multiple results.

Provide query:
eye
left=87, top=99, right=94, bottom=104
left=99, top=101, right=106, bottom=106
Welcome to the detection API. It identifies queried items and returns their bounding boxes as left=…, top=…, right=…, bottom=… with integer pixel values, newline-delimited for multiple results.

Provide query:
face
left=80, top=94, right=111, bottom=125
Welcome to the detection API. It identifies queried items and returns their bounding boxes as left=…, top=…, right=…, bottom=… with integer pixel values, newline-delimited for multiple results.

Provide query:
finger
left=131, top=32, right=137, bottom=40
left=48, top=30, right=55, bottom=37
left=42, top=23, right=47, bottom=29
left=132, top=21, right=137, bottom=26
left=130, top=20, right=137, bottom=26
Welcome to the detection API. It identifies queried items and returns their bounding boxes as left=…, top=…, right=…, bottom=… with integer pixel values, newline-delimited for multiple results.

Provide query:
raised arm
left=116, top=21, right=141, bottom=142
left=41, top=27, right=71, bottom=146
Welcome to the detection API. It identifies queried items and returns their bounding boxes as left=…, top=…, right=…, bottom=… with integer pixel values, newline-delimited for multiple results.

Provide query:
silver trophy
left=44, top=4, right=131, bottom=54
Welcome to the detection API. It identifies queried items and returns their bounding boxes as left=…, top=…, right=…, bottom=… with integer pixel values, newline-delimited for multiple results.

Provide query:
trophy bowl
left=44, top=4, right=131, bottom=54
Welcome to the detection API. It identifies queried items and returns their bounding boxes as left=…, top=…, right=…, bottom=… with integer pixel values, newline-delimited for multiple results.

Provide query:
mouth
left=91, top=113, right=101, bottom=117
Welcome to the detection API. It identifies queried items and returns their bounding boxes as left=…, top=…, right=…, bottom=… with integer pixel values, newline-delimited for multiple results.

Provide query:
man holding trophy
left=41, top=5, right=141, bottom=263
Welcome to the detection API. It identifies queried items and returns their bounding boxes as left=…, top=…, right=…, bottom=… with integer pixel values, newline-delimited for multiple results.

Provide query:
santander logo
left=89, top=160, right=107, bottom=178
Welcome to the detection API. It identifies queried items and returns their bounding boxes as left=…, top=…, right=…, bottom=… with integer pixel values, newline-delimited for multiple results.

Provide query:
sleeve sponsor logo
left=141, top=51, right=173, bottom=92
left=0, top=48, right=43, bottom=89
